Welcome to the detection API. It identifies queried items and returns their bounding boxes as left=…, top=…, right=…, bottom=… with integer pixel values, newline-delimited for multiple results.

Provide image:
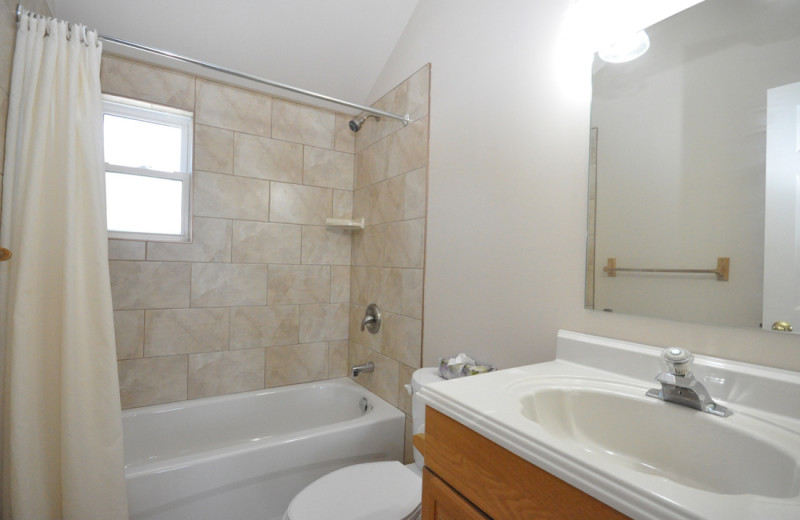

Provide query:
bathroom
left=1, top=0, right=800, bottom=519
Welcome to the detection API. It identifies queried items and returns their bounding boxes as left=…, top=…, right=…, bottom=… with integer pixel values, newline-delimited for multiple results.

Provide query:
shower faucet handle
left=360, top=303, right=381, bottom=334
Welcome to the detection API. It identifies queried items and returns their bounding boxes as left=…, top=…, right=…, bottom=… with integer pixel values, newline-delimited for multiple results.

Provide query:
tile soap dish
left=325, top=218, right=365, bottom=230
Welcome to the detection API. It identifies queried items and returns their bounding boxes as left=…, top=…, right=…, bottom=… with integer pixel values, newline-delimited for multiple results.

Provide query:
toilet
left=283, top=367, right=443, bottom=520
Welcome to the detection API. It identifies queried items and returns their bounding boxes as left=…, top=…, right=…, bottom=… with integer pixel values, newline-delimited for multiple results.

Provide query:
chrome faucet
left=351, top=361, right=374, bottom=377
left=646, top=347, right=732, bottom=417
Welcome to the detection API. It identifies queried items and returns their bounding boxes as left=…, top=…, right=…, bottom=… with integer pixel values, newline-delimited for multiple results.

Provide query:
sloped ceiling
left=48, top=0, right=420, bottom=113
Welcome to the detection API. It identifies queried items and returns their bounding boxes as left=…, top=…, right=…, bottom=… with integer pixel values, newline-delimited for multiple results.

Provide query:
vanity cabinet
left=421, top=407, right=629, bottom=520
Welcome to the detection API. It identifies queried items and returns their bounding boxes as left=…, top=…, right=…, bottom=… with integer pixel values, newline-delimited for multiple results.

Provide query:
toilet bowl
left=283, top=368, right=443, bottom=520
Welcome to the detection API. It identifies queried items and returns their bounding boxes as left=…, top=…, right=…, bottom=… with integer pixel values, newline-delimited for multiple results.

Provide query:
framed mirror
left=586, top=0, right=800, bottom=333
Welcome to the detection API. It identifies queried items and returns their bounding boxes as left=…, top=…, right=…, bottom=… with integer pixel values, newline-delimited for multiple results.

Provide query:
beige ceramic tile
left=194, top=125, right=234, bottom=174
left=303, top=147, right=354, bottom=190
left=330, top=265, right=350, bottom=303
left=380, top=268, right=403, bottom=314
left=265, top=343, right=329, bottom=387
left=374, top=176, right=405, bottom=225
left=188, top=348, right=265, bottom=399
left=354, top=84, right=407, bottom=153
left=384, top=219, right=425, bottom=268
left=350, top=266, right=380, bottom=307
left=397, top=363, right=416, bottom=416
left=355, top=139, right=387, bottom=189
left=118, top=356, right=188, bottom=409
left=230, top=305, right=299, bottom=349
left=348, top=341, right=399, bottom=406
left=407, top=65, right=431, bottom=122
left=108, top=239, right=145, bottom=261
left=352, top=188, right=371, bottom=228
left=234, top=132, right=303, bottom=183
left=109, top=261, right=191, bottom=310
left=382, top=313, right=422, bottom=368
left=328, top=340, right=349, bottom=378
left=332, top=190, right=353, bottom=220
left=144, top=308, right=229, bottom=356
left=147, top=217, right=232, bottom=262
left=404, top=167, right=427, bottom=220
left=194, top=170, right=270, bottom=221
left=232, top=221, right=301, bottom=264
left=373, top=82, right=409, bottom=138
left=272, top=100, right=335, bottom=149
left=387, top=117, right=428, bottom=178
left=351, top=225, right=385, bottom=267
left=191, top=263, right=268, bottom=307
left=269, top=182, right=331, bottom=225
left=101, top=55, right=195, bottom=111
left=299, top=303, right=349, bottom=343
left=334, top=114, right=355, bottom=153
left=196, top=79, right=271, bottom=136
left=402, top=269, right=424, bottom=319
left=301, top=226, right=351, bottom=265
left=349, top=304, right=382, bottom=352
left=267, top=264, right=331, bottom=305
left=114, top=310, right=144, bottom=360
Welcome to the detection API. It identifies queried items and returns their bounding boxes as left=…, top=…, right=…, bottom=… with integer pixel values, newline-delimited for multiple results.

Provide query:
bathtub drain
left=359, top=397, right=373, bottom=414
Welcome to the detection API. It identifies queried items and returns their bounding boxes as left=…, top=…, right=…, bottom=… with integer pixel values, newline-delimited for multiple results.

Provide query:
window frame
left=102, top=94, right=193, bottom=243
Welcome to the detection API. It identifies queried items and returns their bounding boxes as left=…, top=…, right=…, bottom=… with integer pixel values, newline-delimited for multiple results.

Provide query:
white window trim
left=102, top=95, right=193, bottom=243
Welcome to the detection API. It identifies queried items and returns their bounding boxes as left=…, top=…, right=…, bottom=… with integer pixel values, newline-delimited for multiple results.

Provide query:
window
left=103, top=95, right=193, bottom=242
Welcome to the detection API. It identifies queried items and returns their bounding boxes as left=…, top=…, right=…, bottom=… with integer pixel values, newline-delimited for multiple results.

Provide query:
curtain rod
left=15, top=4, right=410, bottom=126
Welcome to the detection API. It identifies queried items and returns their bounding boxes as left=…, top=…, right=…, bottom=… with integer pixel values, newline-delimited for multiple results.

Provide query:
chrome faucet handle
left=647, top=347, right=732, bottom=417
left=662, top=347, right=694, bottom=376
left=360, top=303, right=381, bottom=334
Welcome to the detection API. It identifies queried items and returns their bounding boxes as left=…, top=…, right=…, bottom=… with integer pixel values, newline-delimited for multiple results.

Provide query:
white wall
left=368, top=0, right=800, bottom=371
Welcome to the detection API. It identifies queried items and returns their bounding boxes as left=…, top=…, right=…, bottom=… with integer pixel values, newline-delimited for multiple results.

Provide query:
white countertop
left=419, top=331, right=800, bottom=520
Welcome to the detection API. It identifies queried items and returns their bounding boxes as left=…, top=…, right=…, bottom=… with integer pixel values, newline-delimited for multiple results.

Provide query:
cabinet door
left=422, top=468, right=491, bottom=520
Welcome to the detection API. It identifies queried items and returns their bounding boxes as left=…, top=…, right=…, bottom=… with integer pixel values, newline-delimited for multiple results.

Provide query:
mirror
left=586, top=0, right=800, bottom=333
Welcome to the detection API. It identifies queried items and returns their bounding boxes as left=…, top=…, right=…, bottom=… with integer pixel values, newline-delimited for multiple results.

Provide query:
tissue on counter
left=439, top=353, right=495, bottom=380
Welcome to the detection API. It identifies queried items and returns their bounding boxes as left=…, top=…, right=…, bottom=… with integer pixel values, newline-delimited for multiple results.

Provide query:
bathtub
left=122, top=378, right=405, bottom=520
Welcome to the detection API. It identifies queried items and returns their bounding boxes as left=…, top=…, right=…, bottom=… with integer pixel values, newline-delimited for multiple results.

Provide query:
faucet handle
left=662, top=347, right=694, bottom=376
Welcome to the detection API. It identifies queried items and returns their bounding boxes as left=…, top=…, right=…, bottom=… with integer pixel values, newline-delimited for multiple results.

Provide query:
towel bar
left=603, top=257, right=729, bottom=281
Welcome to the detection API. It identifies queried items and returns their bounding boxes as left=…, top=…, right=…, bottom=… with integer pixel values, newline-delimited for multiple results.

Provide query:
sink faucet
left=646, top=347, right=732, bottom=417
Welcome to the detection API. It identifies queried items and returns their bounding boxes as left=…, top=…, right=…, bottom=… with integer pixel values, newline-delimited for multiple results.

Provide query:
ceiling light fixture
left=598, top=30, right=651, bottom=63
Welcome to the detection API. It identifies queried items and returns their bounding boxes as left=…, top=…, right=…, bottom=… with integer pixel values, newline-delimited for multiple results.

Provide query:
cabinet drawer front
left=424, top=407, right=629, bottom=520
left=423, top=468, right=490, bottom=520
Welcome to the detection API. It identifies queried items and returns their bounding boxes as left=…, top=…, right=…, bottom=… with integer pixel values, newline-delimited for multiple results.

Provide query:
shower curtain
left=0, top=10, right=128, bottom=520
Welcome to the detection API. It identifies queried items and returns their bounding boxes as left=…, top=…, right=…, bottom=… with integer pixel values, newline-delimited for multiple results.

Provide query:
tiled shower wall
left=347, top=65, right=430, bottom=462
left=103, top=55, right=357, bottom=409
left=1, top=18, right=430, bottom=447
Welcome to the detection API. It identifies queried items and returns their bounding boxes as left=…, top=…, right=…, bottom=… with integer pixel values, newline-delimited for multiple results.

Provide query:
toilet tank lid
left=411, top=367, right=443, bottom=392
left=286, top=461, right=421, bottom=520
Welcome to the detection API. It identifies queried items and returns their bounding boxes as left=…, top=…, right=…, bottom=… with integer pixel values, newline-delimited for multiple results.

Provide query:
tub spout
left=352, top=362, right=374, bottom=377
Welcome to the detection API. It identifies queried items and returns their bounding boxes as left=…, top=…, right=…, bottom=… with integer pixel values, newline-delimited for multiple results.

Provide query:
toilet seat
left=285, top=461, right=421, bottom=520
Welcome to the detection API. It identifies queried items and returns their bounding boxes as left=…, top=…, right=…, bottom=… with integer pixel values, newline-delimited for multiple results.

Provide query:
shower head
left=348, top=113, right=380, bottom=132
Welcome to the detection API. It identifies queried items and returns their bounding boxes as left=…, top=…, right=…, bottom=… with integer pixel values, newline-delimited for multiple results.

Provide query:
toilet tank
left=409, top=367, right=444, bottom=468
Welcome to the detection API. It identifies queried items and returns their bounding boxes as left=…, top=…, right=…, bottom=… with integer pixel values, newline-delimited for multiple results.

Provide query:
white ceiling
left=49, top=0, right=420, bottom=113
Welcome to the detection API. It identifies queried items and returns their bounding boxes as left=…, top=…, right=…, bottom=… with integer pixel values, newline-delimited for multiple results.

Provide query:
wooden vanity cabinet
left=421, top=407, right=630, bottom=520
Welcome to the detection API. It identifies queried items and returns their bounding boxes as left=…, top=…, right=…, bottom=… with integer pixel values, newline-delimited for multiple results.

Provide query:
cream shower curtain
left=0, top=10, right=128, bottom=520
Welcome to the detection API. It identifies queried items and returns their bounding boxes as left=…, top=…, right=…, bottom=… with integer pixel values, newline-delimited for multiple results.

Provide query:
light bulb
left=598, top=30, right=650, bottom=63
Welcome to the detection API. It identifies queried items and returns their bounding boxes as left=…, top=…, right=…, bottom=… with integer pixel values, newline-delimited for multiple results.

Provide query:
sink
left=519, top=378, right=800, bottom=498
left=419, top=331, right=800, bottom=519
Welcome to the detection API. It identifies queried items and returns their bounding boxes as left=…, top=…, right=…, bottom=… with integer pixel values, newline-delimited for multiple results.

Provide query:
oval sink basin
left=520, top=380, right=800, bottom=498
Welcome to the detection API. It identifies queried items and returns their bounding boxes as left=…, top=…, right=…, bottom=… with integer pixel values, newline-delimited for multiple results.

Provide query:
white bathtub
left=122, top=378, right=405, bottom=520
